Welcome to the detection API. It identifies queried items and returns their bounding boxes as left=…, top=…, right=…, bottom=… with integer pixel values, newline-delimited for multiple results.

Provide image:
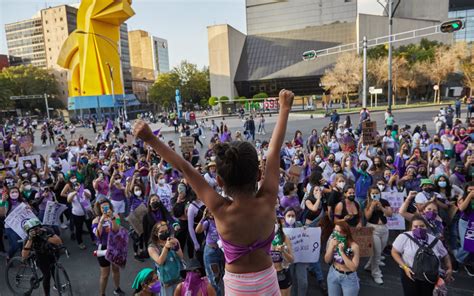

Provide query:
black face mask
left=360, top=164, right=368, bottom=171
left=348, top=195, right=356, bottom=202
left=151, top=201, right=161, bottom=210
left=328, top=158, right=335, bottom=163
left=158, top=231, right=170, bottom=241
left=423, top=187, right=433, bottom=193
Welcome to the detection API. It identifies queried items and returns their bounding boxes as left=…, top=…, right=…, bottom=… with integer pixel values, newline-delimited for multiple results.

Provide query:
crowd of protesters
left=0, top=91, right=473, bottom=296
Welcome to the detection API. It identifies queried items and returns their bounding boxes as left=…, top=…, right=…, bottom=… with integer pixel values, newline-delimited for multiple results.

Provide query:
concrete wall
left=208, top=24, right=246, bottom=99
left=357, top=14, right=453, bottom=47
left=246, top=0, right=357, bottom=35
left=393, top=0, right=448, bottom=22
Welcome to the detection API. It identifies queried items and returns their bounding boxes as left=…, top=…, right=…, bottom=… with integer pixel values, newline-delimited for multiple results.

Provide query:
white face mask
left=337, top=182, right=346, bottom=190
left=25, top=163, right=32, bottom=168
left=31, top=177, right=38, bottom=183
left=24, top=185, right=32, bottom=191
left=377, top=184, right=385, bottom=192
left=134, top=190, right=142, bottom=197
left=315, top=157, right=322, bottom=163
left=159, top=179, right=165, bottom=186
left=285, top=217, right=296, bottom=226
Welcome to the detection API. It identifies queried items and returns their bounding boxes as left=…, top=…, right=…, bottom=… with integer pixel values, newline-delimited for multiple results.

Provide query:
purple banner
left=463, top=213, right=474, bottom=252
left=105, top=119, right=114, bottom=132
left=106, top=227, right=129, bottom=268
left=124, top=167, right=135, bottom=178
left=153, top=128, right=161, bottom=136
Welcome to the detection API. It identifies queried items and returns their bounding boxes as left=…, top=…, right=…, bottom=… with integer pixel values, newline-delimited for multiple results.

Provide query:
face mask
left=345, top=161, right=351, bottom=166
left=360, top=164, right=368, bottom=171
left=24, top=185, right=32, bottom=191
left=371, top=193, right=381, bottom=200
left=25, top=163, right=32, bottom=168
left=377, top=184, right=385, bottom=192
left=134, top=190, right=142, bottom=197
left=315, top=157, right=322, bottom=163
left=148, top=281, right=161, bottom=293
left=151, top=201, right=161, bottom=210
left=159, top=179, right=166, bottom=185
left=285, top=217, right=296, bottom=226
left=337, top=182, right=346, bottom=190
left=293, top=159, right=300, bottom=165
left=328, top=158, right=335, bottom=164
left=274, top=223, right=279, bottom=233
left=22, top=173, right=28, bottom=178
left=31, top=177, right=38, bottom=183
left=438, top=181, right=447, bottom=188
left=10, top=192, right=19, bottom=200
left=413, top=227, right=428, bottom=240
left=70, top=178, right=77, bottom=184
left=348, top=195, right=356, bottom=202
left=115, top=179, right=121, bottom=184
left=158, top=231, right=170, bottom=241
left=423, top=187, right=433, bottom=193
left=424, top=210, right=437, bottom=221
left=386, top=159, right=393, bottom=164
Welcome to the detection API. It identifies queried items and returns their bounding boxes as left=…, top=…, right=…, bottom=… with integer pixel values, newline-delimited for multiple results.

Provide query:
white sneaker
left=380, top=256, right=386, bottom=261
left=374, top=277, right=383, bottom=285
left=60, top=223, right=68, bottom=229
left=379, top=261, right=386, bottom=267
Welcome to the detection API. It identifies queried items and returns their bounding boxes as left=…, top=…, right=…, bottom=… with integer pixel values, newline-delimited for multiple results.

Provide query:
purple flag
left=152, top=129, right=161, bottom=136
left=105, top=227, right=129, bottom=268
left=105, top=119, right=113, bottom=132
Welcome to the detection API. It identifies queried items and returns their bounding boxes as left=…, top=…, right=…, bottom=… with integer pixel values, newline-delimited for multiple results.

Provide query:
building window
left=48, top=48, right=51, bottom=51
left=250, top=85, right=257, bottom=92
left=259, top=85, right=266, bottom=92
left=60, top=17, right=63, bottom=21
left=45, top=21, right=48, bottom=24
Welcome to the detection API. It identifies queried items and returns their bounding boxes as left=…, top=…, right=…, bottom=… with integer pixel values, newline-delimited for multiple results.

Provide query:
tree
left=253, top=92, right=268, bottom=99
left=173, top=61, right=210, bottom=107
left=148, top=72, right=180, bottom=109
left=460, top=44, right=474, bottom=97
left=421, top=42, right=467, bottom=103
left=208, top=96, right=218, bottom=106
left=321, top=53, right=362, bottom=108
left=0, top=65, right=61, bottom=111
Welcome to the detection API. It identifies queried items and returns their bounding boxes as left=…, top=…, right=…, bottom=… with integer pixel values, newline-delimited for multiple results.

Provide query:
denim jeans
left=204, top=245, right=224, bottom=296
left=290, top=263, right=309, bottom=296
left=5, top=227, right=22, bottom=258
left=455, top=218, right=471, bottom=264
left=327, top=266, right=360, bottom=296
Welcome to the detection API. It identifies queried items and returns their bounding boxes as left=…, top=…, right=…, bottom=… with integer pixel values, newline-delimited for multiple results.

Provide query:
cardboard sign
left=126, top=134, right=134, bottom=146
left=126, top=203, right=147, bottom=236
left=350, top=227, right=374, bottom=257
left=42, top=201, right=68, bottom=226
left=5, top=203, right=38, bottom=239
left=19, top=135, right=33, bottom=153
left=18, top=155, right=42, bottom=170
left=382, top=192, right=406, bottom=230
left=362, top=121, right=377, bottom=146
left=283, top=227, right=321, bottom=263
left=106, top=227, right=129, bottom=268
left=463, top=212, right=474, bottom=252
left=180, top=136, right=194, bottom=153
left=288, top=165, right=303, bottom=184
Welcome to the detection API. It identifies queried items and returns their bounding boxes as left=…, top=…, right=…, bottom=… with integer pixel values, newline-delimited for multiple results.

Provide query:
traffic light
left=440, top=20, right=463, bottom=33
left=302, top=50, right=317, bottom=61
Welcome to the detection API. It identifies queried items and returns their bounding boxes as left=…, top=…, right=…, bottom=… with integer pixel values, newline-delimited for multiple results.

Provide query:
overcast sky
left=0, top=0, right=384, bottom=68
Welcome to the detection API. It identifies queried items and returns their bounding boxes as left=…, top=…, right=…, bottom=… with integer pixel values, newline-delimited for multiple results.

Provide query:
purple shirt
left=109, top=185, right=125, bottom=202
left=202, top=219, right=219, bottom=245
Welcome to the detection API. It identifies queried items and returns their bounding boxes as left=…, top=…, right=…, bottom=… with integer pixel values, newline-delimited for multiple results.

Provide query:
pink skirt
left=223, top=265, right=281, bottom=296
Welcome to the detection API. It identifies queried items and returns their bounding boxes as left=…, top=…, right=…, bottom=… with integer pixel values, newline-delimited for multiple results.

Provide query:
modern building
left=449, top=0, right=474, bottom=42
left=128, top=30, right=169, bottom=102
left=208, top=0, right=453, bottom=99
left=4, top=4, right=133, bottom=105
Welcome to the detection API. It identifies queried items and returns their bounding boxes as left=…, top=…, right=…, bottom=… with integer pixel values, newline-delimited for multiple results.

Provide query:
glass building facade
left=448, top=1, right=474, bottom=42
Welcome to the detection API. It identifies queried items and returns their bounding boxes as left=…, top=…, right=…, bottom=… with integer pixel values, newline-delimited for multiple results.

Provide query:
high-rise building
left=208, top=0, right=452, bottom=99
left=4, top=4, right=133, bottom=105
left=128, top=30, right=169, bottom=102
left=449, top=0, right=474, bottom=42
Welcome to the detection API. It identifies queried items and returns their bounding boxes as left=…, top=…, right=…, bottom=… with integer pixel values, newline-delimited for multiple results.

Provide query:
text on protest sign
left=5, top=203, right=38, bottom=240
left=283, top=227, right=321, bottom=263
left=287, top=165, right=303, bottom=184
left=18, top=155, right=42, bottom=170
left=362, top=121, right=377, bottom=146
left=42, top=201, right=68, bottom=226
left=382, top=192, right=406, bottom=230
left=180, top=136, right=194, bottom=153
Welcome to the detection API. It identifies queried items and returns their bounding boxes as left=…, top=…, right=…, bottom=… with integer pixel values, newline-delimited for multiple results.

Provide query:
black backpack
left=404, top=233, right=440, bottom=284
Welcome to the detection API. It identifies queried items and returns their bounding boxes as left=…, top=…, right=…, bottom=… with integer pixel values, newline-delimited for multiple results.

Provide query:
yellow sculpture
left=57, top=0, right=135, bottom=98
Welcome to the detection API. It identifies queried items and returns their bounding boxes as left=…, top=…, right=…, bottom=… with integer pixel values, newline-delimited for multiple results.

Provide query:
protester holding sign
left=324, top=221, right=360, bottom=296
left=391, top=215, right=453, bottom=296
left=364, top=186, right=393, bottom=285
left=92, top=198, right=125, bottom=296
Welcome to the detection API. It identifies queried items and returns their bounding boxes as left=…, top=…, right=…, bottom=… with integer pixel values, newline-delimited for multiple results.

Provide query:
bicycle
left=5, top=245, right=73, bottom=296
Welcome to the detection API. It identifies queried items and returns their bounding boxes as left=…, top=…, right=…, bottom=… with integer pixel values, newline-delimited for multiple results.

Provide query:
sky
left=0, top=0, right=384, bottom=69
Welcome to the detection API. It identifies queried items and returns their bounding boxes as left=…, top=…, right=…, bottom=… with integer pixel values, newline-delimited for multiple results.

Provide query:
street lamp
left=74, top=30, right=126, bottom=119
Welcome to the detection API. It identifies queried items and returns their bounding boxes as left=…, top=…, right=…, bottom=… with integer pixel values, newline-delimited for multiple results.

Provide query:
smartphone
left=103, top=205, right=109, bottom=213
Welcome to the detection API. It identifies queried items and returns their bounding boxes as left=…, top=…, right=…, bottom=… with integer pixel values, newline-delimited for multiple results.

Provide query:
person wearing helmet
left=22, top=217, right=62, bottom=296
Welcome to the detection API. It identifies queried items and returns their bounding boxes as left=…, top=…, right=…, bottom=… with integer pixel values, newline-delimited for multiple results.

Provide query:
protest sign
left=463, top=213, right=474, bottom=252
left=19, top=135, right=33, bottom=153
left=42, top=201, right=68, bottom=226
left=350, top=227, right=373, bottom=257
left=288, top=165, right=302, bottom=184
left=126, top=204, right=147, bottom=236
left=382, top=192, right=406, bottom=230
left=106, top=227, right=129, bottom=268
left=283, top=227, right=321, bottom=263
left=18, top=155, right=42, bottom=170
left=5, top=203, right=38, bottom=239
left=362, top=121, right=377, bottom=145
left=180, top=136, right=194, bottom=153
left=126, top=134, right=134, bottom=146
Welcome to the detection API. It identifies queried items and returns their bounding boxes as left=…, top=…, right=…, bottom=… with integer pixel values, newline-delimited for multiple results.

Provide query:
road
left=1, top=106, right=473, bottom=296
